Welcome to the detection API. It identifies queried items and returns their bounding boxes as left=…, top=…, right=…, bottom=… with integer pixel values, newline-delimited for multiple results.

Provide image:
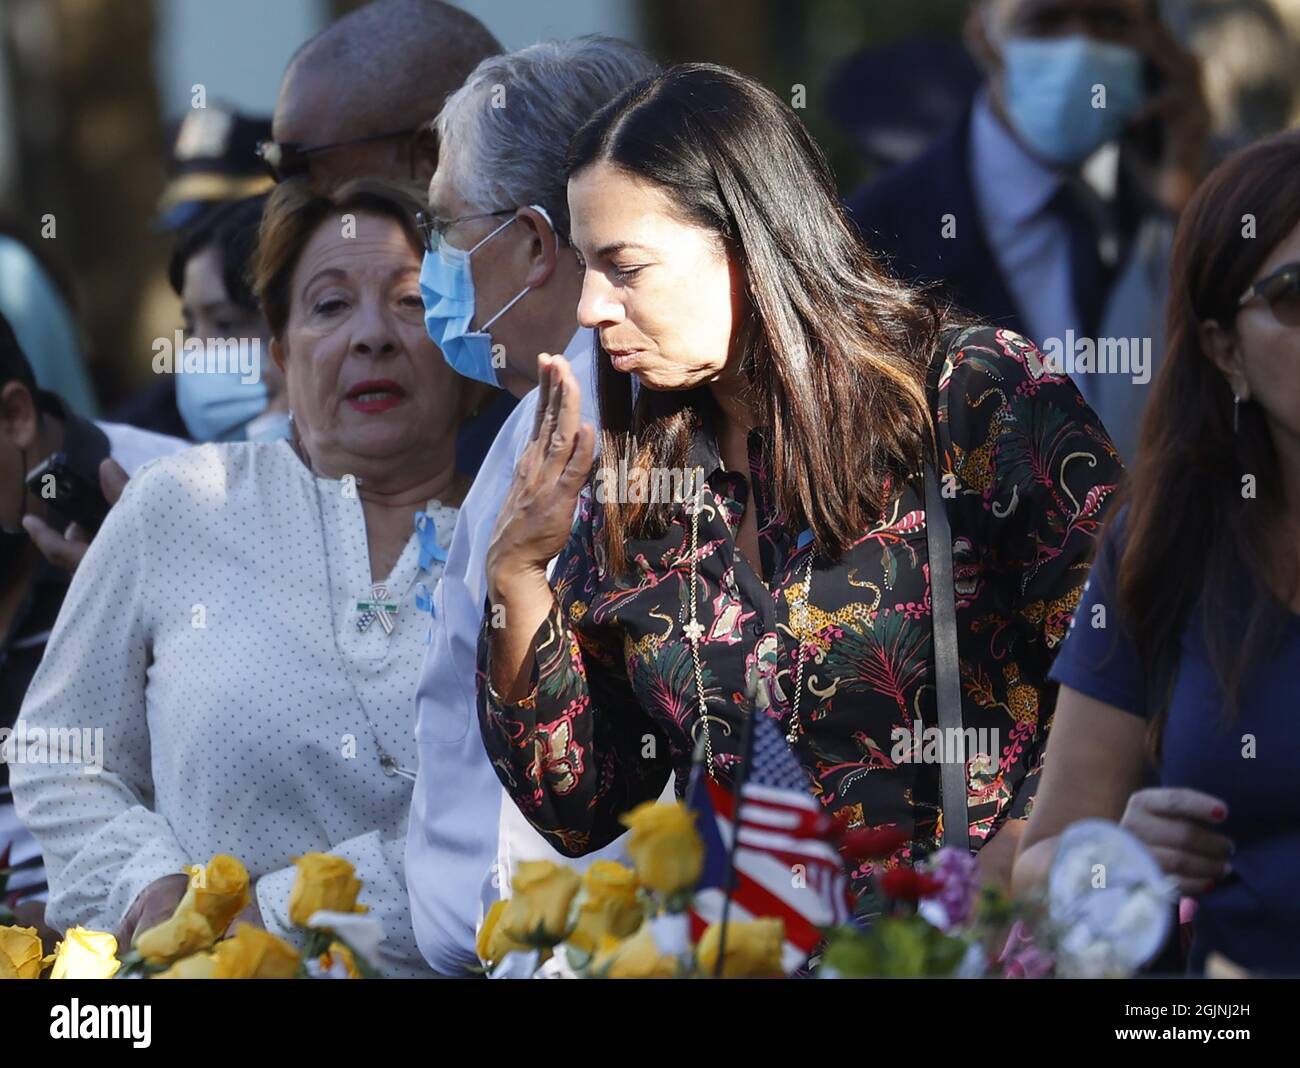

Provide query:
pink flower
left=997, top=920, right=1054, bottom=980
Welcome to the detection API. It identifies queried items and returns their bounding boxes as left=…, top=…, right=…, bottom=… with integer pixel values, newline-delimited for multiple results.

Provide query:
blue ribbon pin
left=415, top=511, right=449, bottom=572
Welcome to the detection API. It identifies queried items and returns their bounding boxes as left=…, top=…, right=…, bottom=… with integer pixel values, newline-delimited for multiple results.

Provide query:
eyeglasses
left=1238, top=261, right=1300, bottom=327
left=415, top=209, right=516, bottom=253
left=255, top=127, right=420, bottom=182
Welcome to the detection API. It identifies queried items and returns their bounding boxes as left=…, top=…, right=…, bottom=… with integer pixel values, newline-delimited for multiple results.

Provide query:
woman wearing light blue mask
left=169, top=195, right=290, bottom=442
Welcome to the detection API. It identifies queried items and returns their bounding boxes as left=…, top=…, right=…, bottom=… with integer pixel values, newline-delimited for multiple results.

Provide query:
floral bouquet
left=479, top=799, right=787, bottom=979
left=476, top=796, right=1177, bottom=980
left=0, top=852, right=385, bottom=979
left=821, top=819, right=1176, bottom=979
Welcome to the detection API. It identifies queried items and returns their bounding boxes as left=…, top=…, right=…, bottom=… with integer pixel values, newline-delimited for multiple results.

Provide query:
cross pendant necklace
left=685, top=481, right=815, bottom=779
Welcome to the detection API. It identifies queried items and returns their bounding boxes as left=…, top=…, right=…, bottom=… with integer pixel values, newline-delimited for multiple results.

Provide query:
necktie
left=1045, top=179, right=1121, bottom=340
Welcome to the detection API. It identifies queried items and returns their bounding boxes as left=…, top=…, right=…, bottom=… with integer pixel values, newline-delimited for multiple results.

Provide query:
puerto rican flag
left=687, top=712, right=855, bottom=973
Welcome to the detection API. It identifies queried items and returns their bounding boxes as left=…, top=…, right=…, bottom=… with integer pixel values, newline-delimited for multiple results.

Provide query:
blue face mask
left=1001, top=36, right=1146, bottom=166
left=176, top=369, right=269, bottom=442
left=418, top=204, right=556, bottom=387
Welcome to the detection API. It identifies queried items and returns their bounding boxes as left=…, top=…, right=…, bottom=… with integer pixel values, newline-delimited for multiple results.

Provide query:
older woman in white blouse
left=12, top=179, right=486, bottom=978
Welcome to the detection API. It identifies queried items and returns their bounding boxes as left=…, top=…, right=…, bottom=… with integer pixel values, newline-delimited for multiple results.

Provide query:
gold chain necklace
left=684, top=483, right=815, bottom=779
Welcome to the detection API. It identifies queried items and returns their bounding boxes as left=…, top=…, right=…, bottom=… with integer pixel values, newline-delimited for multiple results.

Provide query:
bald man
left=270, top=0, right=514, bottom=481
left=271, top=0, right=502, bottom=187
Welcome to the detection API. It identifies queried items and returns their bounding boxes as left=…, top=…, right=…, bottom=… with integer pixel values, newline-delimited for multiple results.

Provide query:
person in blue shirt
left=1013, top=128, right=1300, bottom=975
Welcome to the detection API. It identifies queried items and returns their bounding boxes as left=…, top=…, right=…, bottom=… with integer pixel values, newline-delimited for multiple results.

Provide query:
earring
left=1233, top=393, right=1241, bottom=434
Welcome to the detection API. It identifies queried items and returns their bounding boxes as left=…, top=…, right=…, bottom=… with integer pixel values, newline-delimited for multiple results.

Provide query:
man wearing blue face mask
left=405, top=36, right=663, bottom=977
left=849, top=0, right=1209, bottom=463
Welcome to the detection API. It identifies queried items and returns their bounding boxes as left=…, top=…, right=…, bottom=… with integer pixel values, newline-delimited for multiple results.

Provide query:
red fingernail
left=1211, top=806, right=1226, bottom=820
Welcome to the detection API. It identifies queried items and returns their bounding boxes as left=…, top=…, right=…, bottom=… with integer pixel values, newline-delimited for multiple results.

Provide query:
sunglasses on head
left=1238, top=261, right=1300, bottom=327
left=255, top=127, right=420, bottom=182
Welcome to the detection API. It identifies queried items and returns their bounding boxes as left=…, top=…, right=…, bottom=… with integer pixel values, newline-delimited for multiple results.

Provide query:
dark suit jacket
left=846, top=110, right=1026, bottom=337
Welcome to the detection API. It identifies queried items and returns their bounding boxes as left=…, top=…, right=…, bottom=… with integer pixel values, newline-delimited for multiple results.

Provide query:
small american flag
left=687, top=712, right=854, bottom=973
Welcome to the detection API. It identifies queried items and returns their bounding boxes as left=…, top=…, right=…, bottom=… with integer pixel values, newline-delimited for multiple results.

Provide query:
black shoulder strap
left=923, top=331, right=970, bottom=853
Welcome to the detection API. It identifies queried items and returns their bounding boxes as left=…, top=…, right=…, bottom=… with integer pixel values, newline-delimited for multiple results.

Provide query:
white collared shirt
left=406, top=328, right=674, bottom=976
left=97, top=422, right=189, bottom=474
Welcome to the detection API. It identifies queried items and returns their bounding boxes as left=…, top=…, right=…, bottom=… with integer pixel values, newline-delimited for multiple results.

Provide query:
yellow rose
left=499, top=861, right=581, bottom=947
left=476, top=898, right=529, bottom=965
left=620, top=801, right=704, bottom=896
left=133, top=854, right=251, bottom=965
left=48, top=927, right=120, bottom=979
left=591, top=923, right=680, bottom=979
left=212, top=923, right=301, bottom=979
left=288, top=853, right=365, bottom=927
left=567, top=861, right=644, bottom=956
left=187, top=854, right=251, bottom=937
left=135, top=909, right=217, bottom=966
left=153, top=952, right=217, bottom=979
left=0, top=925, right=44, bottom=979
left=695, top=918, right=785, bottom=978
left=323, top=941, right=361, bottom=979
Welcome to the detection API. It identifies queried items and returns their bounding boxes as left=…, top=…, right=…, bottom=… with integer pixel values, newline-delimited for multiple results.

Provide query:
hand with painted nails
left=1120, top=786, right=1234, bottom=896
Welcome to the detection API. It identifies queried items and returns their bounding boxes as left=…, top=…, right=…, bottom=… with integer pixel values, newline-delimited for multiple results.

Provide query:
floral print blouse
left=476, top=325, right=1123, bottom=895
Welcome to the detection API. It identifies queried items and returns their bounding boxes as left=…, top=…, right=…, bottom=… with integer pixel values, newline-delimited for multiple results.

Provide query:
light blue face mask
left=418, top=204, right=555, bottom=387
left=176, top=369, right=269, bottom=442
left=1001, top=35, right=1146, bottom=166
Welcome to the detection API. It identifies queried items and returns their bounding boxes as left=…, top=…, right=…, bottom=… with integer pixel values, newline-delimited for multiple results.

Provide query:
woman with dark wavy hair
left=1016, top=130, right=1300, bottom=974
left=479, top=63, right=1121, bottom=928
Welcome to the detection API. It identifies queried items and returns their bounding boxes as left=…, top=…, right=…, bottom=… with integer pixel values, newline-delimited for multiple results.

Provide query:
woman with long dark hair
left=479, top=64, right=1122, bottom=915
left=1015, top=129, right=1300, bottom=973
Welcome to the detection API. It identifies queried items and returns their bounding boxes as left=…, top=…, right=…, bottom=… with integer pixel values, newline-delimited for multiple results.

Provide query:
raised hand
left=487, top=352, right=595, bottom=581
left=484, top=353, right=596, bottom=703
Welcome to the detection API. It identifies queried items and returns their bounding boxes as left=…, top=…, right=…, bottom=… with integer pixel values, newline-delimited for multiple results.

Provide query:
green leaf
left=924, top=926, right=972, bottom=977
left=821, top=930, right=881, bottom=977
left=820, top=916, right=974, bottom=977
left=114, top=949, right=166, bottom=978
left=878, top=916, right=928, bottom=976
